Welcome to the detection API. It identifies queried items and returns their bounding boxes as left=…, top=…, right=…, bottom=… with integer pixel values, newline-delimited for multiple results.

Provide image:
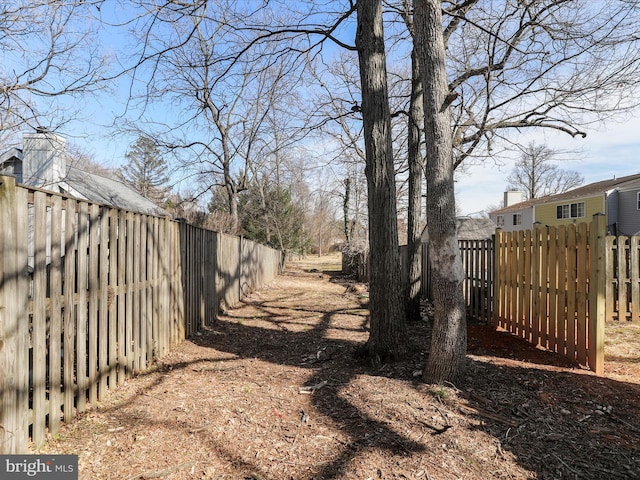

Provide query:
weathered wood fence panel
left=459, top=239, right=494, bottom=323
left=395, top=241, right=491, bottom=321
left=0, top=176, right=284, bottom=454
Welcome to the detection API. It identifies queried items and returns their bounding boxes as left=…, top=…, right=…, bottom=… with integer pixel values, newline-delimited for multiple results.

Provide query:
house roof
left=0, top=147, right=21, bottom=165
left=456, top=217, right=496, bottom=240
left=421, top=216, right=496, bottom=241
left=0, top=147, right=164, bottom=215
left=66, top=167, right=164, bottom=215
left=491, top=173, right=640, bottom=215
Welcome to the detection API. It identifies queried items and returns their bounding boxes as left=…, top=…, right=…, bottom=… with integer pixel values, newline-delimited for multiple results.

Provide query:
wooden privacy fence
left=493, top=215, right=606, bottom=374
left=605, top=235, right=640, bottom=321
left=396, top=240, right=493, bottom=323
left=0, top=176, right=284, bottom=454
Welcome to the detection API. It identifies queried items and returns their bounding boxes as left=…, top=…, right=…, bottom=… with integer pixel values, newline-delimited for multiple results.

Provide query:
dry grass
left=605, top=321, right=640, bottom=383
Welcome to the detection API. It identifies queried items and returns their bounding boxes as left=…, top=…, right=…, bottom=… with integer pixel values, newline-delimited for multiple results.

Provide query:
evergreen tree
left=120, top=136, right=170, bottom=206
left=239, top=182, right=310, bottom=255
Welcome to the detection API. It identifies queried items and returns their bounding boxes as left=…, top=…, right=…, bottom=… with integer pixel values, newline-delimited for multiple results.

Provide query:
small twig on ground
left=417, top=419, right=452, bottom=435
left=126, top=461, right=197, bottom=480
left=298, top=380, right=328, bottom=394
left=458, top=404, right=520, bottom=427
left=552, top=452, right=580, bottom=476
left=189, top=424, right=210, bottom=433
left=433, top=404, right=451, bottom=427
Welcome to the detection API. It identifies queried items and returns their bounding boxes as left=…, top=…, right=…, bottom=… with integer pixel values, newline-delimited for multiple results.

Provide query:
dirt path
left=37, top=254, right=640, bottom=479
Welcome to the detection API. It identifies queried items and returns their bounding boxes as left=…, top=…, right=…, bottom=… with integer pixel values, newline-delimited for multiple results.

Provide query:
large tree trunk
left=355, top=0, right=406, bottom=360
left=406, top=45, right=425, bottom=323
left=414, top=0, right=467, bottom=383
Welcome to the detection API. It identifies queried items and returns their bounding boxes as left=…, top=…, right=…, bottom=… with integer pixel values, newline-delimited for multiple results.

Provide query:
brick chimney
left=22, top=128, right=67, bottom=188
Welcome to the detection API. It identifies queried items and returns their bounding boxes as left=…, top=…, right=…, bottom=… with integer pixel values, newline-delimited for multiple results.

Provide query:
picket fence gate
left=0, top=176, right=284, bottom=454
left=493, top=215, right=606, bottom=373
left=393, top=216, right=612, bottom=373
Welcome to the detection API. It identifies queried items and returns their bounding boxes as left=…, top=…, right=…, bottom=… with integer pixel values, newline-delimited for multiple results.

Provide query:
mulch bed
left=36, top=255, right=640, bottom=479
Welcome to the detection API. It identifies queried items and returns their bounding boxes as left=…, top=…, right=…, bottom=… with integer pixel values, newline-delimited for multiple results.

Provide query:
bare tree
left=117, top=1, right=310, bottom=233
left=507, top=142, right=584, bottom=199
left=415, top=0, right=467, bottom=383
left=399, top=1, right=426, bottom=324
left=356, top=0, right=406, bottom=359
left=444, top=0, right=640, bottom=169
left=0, top=1, right=108, bottom=135
left=65, top=142, right=114, bottom=177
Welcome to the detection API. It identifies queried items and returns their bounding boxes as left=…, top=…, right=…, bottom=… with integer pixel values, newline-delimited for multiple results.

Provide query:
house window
left=496, top=215, right=505, bottom=227
left=512, top=213, right=522, bottom=226
left=556, top=201, right=585, bottom=219
left=637, top=192, right=640, bottom=210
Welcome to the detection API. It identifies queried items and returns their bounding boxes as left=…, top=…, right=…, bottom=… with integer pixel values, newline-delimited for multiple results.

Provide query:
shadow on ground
left=181, top=267, right=640, bottom=479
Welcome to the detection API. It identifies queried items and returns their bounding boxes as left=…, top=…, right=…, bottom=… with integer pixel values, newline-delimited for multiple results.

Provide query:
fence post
left=588, top=213, right=606, bottom=375
left=0, top=176, right=29, bottom=454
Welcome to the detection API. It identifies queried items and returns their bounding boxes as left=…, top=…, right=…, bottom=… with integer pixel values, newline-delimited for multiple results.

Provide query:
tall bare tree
left=399, top=2, right=426, bottom=323
left=119, top=1, right=310, bottom=233
left=356, top=0, right=406, bottom=359
left=414, top=0, right=467, bottom=383
left=507, top=142, right=584, bottom=199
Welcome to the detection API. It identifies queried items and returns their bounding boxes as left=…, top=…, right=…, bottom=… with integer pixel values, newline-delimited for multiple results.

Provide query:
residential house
left=489, top=174, right=640, bottom=235
left=0, top=129, right=164, bottom=216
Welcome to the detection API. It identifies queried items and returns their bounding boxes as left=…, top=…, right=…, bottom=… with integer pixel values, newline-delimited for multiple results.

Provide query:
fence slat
left=531, top=225, right=542, bottom=347
left=546, top=226, right=558, bottom=351
left=99, top=207, right=109, bottom=398
left=49, top=195, right=63, bottom=436
left=566, top=224, right=577, bottom=361
left=116, top=210, right=126, bottom=386
left=605, top=236, right=616, bottom=321
left=576, top=223, right=588, bottom=365
left=618, top=236, right=629, bottom=320
left=76, top=201, right=89, bottom=413
left=88, top=203, right=100, bottom=405
left=140, top=215, right=148, bottom=370
left=556, top=225, right=567, bottom=356
left=32, top=191, right=48, bottom=447
left=588, top=214, right=606, bottom=374
left=63, top=198, right=77, bottom=424
left=108, top=209, right=118, bottom=389
left=132, top=213, right=140, bottom=372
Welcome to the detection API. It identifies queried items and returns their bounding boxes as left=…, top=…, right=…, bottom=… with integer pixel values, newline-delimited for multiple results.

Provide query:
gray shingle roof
left=456, top=217, right=496, bottom=240
left=66, top=167, right=164, bottom=215
left=492, top=173, right=640, bottom=214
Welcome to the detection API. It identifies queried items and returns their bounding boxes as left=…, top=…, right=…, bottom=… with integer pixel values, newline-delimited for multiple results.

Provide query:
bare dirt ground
left=36, top=253, right=640, bottom=479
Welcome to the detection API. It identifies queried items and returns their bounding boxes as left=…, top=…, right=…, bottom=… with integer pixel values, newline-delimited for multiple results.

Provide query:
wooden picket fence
left=395, top=240, right=493, bottom=323
left=493, top=215, right=606, bottom=374
left=605, top=235, right=640, bottom=321
left=0, top=176, right=284, bottom=454
left=459, top=239, right=494, bottom=323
